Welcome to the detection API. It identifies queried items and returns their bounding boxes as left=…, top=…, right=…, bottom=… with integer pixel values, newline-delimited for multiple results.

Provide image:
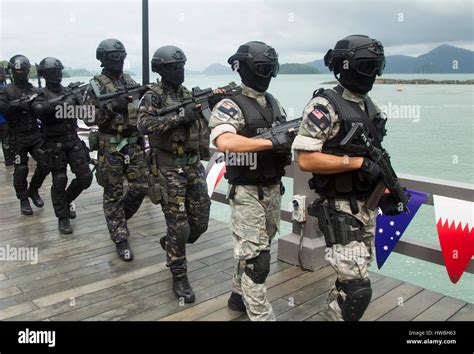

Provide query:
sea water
left=65, top=74, right=474, bottom=303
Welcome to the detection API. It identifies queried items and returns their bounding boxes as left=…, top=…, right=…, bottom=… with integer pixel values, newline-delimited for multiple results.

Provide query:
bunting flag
left=375, top=189, right=428, bottom=269
left=205, top=152, right=226, bottom=197
left=433, top=195, right=474, bottom=284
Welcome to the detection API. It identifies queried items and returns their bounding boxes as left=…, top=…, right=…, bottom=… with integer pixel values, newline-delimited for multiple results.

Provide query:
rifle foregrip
left=366, top=181, right=386, bottom=210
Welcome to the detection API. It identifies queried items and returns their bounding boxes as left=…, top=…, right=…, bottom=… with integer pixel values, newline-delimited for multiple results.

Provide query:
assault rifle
left=340, top=122, right=410, bottom=213
left=254, top=117, right=302, bottom=140
left=46, top=81, right=88, bottom=105
left=154, top=81, right=241, bottom=122
left=89, top=80, right=149, bottom=105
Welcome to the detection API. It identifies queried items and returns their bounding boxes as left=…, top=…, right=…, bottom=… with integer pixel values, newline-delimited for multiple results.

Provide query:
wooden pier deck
left=0, top=162, right=472, bottom=322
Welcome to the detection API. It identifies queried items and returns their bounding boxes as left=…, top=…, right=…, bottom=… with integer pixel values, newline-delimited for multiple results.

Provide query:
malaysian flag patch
left=308, top=105, right=330, bottom=131
left=218, top=101, right=238, bottom=117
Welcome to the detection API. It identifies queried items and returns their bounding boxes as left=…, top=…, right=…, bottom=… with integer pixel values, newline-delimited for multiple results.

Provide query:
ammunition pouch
left=88, top=129, right=99, bottom=152
left=308, top=198, right=363, bottom=247
left=146, top=170, right=168, bottom=205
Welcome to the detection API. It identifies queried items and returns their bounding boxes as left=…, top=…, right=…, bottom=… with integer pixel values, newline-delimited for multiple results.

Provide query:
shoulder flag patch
left=308, top=105, right=330, bottom=131
left=218, top=101, right=238, bottom=117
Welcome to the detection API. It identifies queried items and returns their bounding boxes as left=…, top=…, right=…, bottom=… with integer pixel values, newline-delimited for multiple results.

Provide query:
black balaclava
left=43, top=70, right=63, bottom=91
left=160, top=65, right=185, bottom=88
left=339, top=69, right=376, bottom=95
left=12, top=70, right=29, bottom=86
left=102, top=58, right=124, bottom=77
left=238, top=62, right=271, bottom=93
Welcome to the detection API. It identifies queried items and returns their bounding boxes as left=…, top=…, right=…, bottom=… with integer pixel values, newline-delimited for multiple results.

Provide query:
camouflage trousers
left=160, top=162, right=210, bottom=272
left=322, top=196, right=376, bottom=321
left=229, top=183, right=281, bottom=321
left=97, top=138, right=147, bottom=243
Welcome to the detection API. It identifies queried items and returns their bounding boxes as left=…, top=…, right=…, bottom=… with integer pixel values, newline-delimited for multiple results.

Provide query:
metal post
left=142, top=0, right=150, bottom=85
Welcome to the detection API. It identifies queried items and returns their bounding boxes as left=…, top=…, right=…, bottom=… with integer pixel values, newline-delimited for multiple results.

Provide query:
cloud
left=0, top=0, right=472, bottom=72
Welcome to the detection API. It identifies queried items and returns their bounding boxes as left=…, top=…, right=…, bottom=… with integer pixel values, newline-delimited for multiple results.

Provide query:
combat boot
left=227, top=292, right=246, bottom=312
left=172, top=272, right=195, bottom=303
left=116, top=240, right=134, bottom=262
left=58, top=217, right=73, bottom=234
left=20, top=199, right=33, bottom=215
left=68, top=204, right=77, bottom=219
left=28, top=188, right=44, bottom=208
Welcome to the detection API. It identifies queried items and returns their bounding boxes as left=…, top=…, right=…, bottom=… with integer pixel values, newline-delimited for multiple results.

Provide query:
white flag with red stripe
left=205, top=152, right=226, bottom=197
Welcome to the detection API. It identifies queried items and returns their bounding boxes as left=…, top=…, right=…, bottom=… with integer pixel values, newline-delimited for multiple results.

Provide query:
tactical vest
left=147, top=82, right=210, bottom=159
left=310, top=86, right=387, bottom=198
left=4, top=83, right=39, bottom=133
left=225, top=92, right=288, bottom=186
left=40, top=86, right=77, bottom=138
left=94, top=73, right=138, bottom=131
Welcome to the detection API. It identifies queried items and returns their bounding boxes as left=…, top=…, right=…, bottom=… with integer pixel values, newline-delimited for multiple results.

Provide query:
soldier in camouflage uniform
left=83, top=39, right=148, bottom=261
left=137, top=45, right=216, bottom=302
left=209, top=41, right=292, bottom=321
left=293, top=35, right=401, bottom=321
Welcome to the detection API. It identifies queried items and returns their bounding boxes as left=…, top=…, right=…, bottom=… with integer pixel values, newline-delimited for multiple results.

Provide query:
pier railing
left=206, top=149, right=474, bottom=273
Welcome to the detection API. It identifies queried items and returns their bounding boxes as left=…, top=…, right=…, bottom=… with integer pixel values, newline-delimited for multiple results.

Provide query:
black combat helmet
left=8, top=55, right=31, bottom=83
left=37, top=57, right=64, bottom=84
left=228, top=41, right=279, bottom=92
left=151, top=45, right=187, bottom=87
left=324, top=35, right=385, bottom=94
left=96, top=39, right=127, bottom=74
left=324, top=35, right=385, bottom=77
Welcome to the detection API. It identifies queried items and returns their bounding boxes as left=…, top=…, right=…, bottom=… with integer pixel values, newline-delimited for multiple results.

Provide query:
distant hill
left=307, top=45, right=474, bottom=73
left=279, top=63, right=320, bottom=74
left=202, top=63, right=232, bottom=75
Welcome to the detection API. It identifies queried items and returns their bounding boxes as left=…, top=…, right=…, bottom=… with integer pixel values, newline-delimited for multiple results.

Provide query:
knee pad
left=336, top=278, right=372, bottom=321
left=52, top=172, right=68, bottom=191
left=76, top=173, right=93, bottom=190
left=187, top=222, right=208, bottom=244
left=244, top=250, right=271, bottom=284
left=175, top=222, right=191, bottom=245
left=14, top=164, right=28, bottom=179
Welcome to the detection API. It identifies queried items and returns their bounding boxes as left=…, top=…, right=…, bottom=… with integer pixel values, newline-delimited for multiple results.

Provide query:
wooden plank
left=413, top=297, right=467, bottom=321
left=161, top=265, right=304, bottom=321
left=377, top=289, right=444, bottom=321
left=32, top=241, right=234, bottom=308
left=448, top=303, right=474, bottom=321
left=0, top=302, right=38, bottom=320
left=362, top=283, right=423, bottom=321
left=277, top=291, right=329, bottom=321
left=0, top=285, right=22, bottom=300
left=16, top=260, right=207, bottom=321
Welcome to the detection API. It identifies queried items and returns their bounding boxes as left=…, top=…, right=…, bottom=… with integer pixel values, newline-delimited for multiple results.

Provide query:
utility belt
left=154, top=150, right=200, bottom=167
left=45, top=132, right=78, bottom=143
left=92, top=131, right=140, bottom=153
left=307, top=198, right=363, bottom=247
left=228, top=180, right=285, bottom=201
left=9, top=123, right=38, bottom=134
left=99, top=127, right=138, bottom=137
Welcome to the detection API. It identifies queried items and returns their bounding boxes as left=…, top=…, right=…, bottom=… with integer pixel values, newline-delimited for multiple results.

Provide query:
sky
left=0, top=0, right=473, bottom=72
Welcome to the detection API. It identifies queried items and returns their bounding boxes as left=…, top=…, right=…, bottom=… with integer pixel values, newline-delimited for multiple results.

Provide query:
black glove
left=378, top=194, right=402, bottom=216
left=7, top=100, right=29, bottom=113
left=111, top=93, right=131, bottom=113
left=270, top=133, right=292, bottom=154
left=360, top=157, right=381, bottom=183
left=208, top=92, right=225, bottom=110
left=181, top=103, right=199, bottom=125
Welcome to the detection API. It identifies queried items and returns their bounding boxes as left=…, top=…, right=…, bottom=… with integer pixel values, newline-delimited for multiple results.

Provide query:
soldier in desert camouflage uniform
left=83, top=38, right=148, bottom=261
left=293, top=35, right=402, bottom=321
left=137, top=45, right=219, bottom=303
left=209, top=41, right=292, bottom=321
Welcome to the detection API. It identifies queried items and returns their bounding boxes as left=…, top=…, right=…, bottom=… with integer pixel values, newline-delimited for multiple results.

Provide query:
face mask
left=239, top=63, right=272, bottom=92
left=160, top=66, right=185, bottom=87
left=13, top=72, right=29, bottom=85
left=339, top=69, right=376, bottom=94
left=103, top=58, right=124, bottom=74
left=44, top=69, right=63, bottom=86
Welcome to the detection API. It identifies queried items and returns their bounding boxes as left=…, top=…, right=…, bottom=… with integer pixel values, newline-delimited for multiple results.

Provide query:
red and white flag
left=433, top=195, right=474, bottom=284
left=205, top=152, right=226, bottom=197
